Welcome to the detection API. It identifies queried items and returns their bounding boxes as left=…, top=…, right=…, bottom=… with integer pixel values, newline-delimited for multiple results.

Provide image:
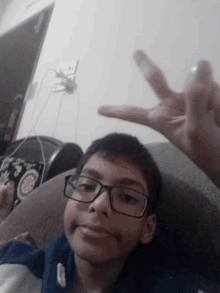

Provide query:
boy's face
left=64, top=154, right=157, bottom=264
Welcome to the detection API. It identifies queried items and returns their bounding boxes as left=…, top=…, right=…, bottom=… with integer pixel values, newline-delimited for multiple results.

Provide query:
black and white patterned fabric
left=0, top=157, right=44, bottom=210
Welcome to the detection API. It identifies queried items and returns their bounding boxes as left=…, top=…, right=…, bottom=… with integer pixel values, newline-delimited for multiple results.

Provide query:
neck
left=72, top=254, right=127, bottom=292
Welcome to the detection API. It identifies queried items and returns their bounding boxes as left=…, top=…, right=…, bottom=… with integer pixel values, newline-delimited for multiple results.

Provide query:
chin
left=75, top=248, right=127, bottom=265
left=66, top=228, right=124, bottom=264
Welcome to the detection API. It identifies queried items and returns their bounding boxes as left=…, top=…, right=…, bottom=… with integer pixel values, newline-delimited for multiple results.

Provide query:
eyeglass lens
left=65, top=176, right=147, bottom=217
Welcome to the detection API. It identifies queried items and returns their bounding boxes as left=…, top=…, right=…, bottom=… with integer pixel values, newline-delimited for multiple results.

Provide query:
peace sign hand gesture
left=98, top=50, right=220, bottom=189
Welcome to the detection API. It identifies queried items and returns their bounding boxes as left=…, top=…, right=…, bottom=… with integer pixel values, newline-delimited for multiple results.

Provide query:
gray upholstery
left=147, top=143, right=220, bottom=281
left=0, top=142, right=220, bottom=281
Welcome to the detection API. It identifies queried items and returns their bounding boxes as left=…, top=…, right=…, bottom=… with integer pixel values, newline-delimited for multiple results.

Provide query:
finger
left=185, top=79, right=210, bottom=135
left=184, top=61, right=213, bottom=92
left=184, top=61, right=215, bottom=133
left=98, top=105, right=150, bottom=126
left=133, top=50, right=173, bottom=99
left=13, top=231, right=35, bottom=245
left=209, top=82, right=220, bottom=125
left=195, top=60, right=213, bottom=83
left=15, top=231, right=29, bottom=239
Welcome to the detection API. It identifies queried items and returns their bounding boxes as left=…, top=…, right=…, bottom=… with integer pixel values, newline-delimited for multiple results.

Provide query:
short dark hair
left=76, top=133, right=163, bottom=215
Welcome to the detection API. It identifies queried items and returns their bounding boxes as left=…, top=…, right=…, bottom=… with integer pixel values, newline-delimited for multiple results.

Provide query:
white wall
left=1, top=0, right=220, bottom=152
left=0, top=1, right=8, bottom=29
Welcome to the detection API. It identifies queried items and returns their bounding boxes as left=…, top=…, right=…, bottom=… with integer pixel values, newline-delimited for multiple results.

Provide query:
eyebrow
left=80, top=168, right=147, bottom=194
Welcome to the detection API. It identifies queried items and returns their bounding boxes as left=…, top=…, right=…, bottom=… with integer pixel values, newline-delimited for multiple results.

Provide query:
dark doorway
left=0, top=3, right=55, bottom=154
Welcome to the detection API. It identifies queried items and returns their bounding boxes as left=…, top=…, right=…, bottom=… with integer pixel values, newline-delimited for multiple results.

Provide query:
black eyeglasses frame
left=64, top=175, right=153, bottom=218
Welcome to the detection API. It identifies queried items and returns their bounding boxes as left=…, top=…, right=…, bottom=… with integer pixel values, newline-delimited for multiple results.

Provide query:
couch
left=0, top=142, right=220, bottom=284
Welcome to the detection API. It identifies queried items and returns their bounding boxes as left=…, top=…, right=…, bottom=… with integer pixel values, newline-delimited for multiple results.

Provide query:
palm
left=146, top=94, right=185, bottom=138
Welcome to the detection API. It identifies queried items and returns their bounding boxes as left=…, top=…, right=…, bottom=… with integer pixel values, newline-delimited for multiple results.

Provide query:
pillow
left=0, top=157, right=44, bottom=212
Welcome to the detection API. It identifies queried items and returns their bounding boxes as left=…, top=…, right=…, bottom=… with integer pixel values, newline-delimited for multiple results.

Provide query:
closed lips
left=80, top=224, right=121, bottom=242
left=81, top=224, right=112, bottom=236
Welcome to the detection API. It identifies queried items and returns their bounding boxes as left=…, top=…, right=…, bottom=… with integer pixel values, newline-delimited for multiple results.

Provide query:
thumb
left=98, top=105, right=151, bottom=126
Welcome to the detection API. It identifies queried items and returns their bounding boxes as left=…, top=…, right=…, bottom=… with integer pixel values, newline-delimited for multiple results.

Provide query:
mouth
left=80, top=225, right=112, bottom=239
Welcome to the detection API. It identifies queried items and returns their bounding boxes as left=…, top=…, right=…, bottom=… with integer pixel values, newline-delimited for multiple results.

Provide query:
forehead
left=81, top=154, right=149, bottom=193
left=83, top=154, right=142, bottom=174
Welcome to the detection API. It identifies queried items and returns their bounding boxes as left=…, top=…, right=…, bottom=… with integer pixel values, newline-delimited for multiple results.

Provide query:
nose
left=87, top=188, right=112, bottom=217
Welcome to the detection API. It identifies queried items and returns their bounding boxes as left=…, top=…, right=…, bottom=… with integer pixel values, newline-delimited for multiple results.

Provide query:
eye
left=122, top=195, right=139, bottom=204
left=74, top=177, right=99, bottom=193
left=77, top=183, right=97, bottom=192
left=117, top=191, right=141, bottom=205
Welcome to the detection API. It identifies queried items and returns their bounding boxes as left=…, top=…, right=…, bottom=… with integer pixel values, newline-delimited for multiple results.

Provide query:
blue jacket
left=0, top=233, right=219, bottom=292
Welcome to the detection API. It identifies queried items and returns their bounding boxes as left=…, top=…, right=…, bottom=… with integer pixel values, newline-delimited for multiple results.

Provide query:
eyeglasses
left=64, top=175, right=153, bottom=218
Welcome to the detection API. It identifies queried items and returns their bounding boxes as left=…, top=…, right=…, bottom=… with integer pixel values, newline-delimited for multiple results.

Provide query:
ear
left=140, top=214, right=157, bottom=245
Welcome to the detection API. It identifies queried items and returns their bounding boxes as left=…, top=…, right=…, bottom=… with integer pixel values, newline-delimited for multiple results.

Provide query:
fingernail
left=193, top=61, right=212, bottom=81
left=100, top=105, right=115, bottom=112
left=98, top=106, right=109, bottom=113
left=196, top=68, right=209, bottom=81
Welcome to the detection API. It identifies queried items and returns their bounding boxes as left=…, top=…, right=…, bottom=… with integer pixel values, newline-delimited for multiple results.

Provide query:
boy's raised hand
left=98, top=50, right=220, bottom=188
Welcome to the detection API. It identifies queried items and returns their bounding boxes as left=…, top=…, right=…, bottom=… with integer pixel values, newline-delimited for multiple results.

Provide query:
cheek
left=63, top=200, right=78, bottom=233
left=117, top=218, right=145, bottom=253
left=117, top=217, right=144, bottom=234
left=64, top=200, right=90, bottom=234
left=112, top=217, right=145, bottom=248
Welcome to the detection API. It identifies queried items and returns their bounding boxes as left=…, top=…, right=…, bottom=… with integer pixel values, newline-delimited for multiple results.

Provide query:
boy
left=1, top=49, right=220, bottom=292
left=0, top=133, right=164, bottom=292
left=63, top=133, right=161, bottom=292
left=0, top=132, right=216, bottom=293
